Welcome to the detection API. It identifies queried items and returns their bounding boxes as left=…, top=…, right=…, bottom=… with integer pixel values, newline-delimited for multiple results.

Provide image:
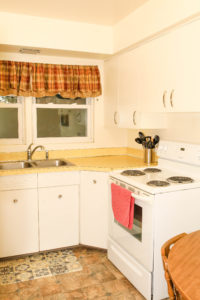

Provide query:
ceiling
left=0, top=0, right=149, bottom=26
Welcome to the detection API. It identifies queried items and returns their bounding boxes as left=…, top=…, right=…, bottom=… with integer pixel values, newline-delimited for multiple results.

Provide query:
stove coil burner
left=143, top=168, right=162, bottom=173
left=167, top=176, right=194, bottom=184
left=147, top=180, right=170, bottom=187
left=121, top=170, right=145, bottom=176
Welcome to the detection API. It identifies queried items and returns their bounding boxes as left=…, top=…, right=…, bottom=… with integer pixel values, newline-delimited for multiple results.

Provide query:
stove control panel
left=110, top=177, right=151, bottom=197
left=158, top=141, right=200, bottom=166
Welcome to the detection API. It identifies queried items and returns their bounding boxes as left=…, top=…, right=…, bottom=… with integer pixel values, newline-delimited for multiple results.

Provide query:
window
left=0, top=96, right=24, bottom=144
left=33, top=95, right=93, bottom=143
left=0, top=94, right=94, bottom=146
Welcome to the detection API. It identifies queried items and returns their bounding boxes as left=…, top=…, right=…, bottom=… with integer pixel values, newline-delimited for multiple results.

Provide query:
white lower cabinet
left=0, top=170, right=109, bottom=257
left=80, top=171, right=109, bottom=249
left=0, top=188, right=39, bottom=258
left=38, top=185, right=79, bottom=251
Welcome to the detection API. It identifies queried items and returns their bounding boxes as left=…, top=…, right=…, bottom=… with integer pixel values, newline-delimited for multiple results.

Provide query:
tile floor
left=0, top=246, right=147, bottom=300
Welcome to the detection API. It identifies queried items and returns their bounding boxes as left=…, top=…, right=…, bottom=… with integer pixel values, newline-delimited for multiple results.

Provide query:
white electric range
left=108, top=141, right=200, bottom=300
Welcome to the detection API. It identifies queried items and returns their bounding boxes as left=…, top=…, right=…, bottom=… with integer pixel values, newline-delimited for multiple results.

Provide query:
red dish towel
left=111, top=183, right=135, bottom=230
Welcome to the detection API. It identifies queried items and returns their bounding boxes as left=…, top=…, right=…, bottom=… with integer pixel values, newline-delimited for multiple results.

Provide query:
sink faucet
left=27, top=143, right=49, bottom=160
left=27, top=143, right=33, bottom=160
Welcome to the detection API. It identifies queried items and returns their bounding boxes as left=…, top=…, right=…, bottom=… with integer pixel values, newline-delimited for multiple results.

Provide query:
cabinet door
left=104, top=56, right=119, bottom=127
left=165, top=19, right=200, bottom=112
left=118, top=50, right=141, bottom=128
left=140, top=19, right=200, bottom=113
left=0, top=189, right=38, bottom=258
left=138, top=36, right=171, bottom=113
left=80, top=172, right=108, bottom=249
left=39, top=185, right=79, bottom=251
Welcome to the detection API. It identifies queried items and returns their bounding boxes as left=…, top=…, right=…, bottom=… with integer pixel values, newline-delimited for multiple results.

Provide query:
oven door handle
left=131, top=192, right=152, bottom=205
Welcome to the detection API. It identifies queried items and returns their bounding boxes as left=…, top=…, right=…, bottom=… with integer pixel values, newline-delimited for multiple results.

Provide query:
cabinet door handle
left=162, top=90, right=167, bottom=108
left=13, top=199, right=18, bottom=203
left=93, top=180, right=97, bottom=184
left=114, top=111, right=118, bottom=125
left=58, top=194, right=63, bottom=199
left=170, top=89, right=174, bottom=108
left=133, top=111, right=136, bottom=126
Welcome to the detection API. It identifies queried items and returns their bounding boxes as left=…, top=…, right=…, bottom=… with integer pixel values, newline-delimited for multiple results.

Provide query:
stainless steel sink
left=30, top=159, right=75, bottom=168
left=0, top=161, right=33, bottom=170
left=0, top=159, right=75, bottom=170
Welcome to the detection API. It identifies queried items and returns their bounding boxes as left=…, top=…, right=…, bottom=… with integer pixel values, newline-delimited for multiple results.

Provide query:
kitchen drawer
left=108, top=238, right=151, bottom=300
left=0, top=174, right=37, bottom=191
left=38, top=171, right=80, bottom=187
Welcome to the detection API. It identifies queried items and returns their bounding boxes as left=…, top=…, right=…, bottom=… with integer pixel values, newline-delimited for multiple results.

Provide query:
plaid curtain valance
left=0, top=60, right=102, bottom=98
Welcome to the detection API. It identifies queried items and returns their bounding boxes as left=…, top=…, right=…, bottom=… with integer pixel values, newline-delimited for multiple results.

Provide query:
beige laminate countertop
left=0, top=155, right=157, bottom=176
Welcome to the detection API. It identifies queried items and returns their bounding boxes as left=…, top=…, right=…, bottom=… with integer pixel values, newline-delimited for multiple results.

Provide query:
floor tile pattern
left=0, top=246, right=170, bottom=299
left=0, top=249, right=82, bottom=285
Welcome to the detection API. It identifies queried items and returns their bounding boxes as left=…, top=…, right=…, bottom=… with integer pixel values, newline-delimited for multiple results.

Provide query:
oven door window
left=114, top=204, right=142, bottom=241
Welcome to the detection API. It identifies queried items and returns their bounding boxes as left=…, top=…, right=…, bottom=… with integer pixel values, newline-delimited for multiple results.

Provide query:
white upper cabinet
left=104, top=49, right=167, bottom=129
left=168, top=19, right=200, bottom=112
left=117, top=50, right=141, bottom=128
left=105, top=19, right=200, bottom=118
left=104, top=56, right=119, bottom=128
left=138, top=37, right=170, bottom=113
left=140, top=19, right=200, bottom=113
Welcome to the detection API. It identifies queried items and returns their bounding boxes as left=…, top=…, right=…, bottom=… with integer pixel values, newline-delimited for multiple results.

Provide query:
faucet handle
left=45, top=150, right=49, bottom=160
left=27, top=148, right=32, bottom=160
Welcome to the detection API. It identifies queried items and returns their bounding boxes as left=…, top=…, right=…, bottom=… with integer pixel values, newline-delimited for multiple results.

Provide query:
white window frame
left=32, top=97, right=94, bottom=144
left=0, top=96, right=24, bottom=144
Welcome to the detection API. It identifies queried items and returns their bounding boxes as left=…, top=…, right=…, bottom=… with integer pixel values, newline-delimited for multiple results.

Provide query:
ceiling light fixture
left=19, top=48, right=40, bottom=54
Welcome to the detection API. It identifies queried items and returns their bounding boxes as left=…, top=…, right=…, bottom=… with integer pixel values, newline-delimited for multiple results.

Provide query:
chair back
left=161, top=233, right=187, bottom=300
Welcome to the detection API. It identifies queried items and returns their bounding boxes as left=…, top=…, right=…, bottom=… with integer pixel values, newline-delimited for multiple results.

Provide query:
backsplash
left=0, top=147, right=143, bottom=162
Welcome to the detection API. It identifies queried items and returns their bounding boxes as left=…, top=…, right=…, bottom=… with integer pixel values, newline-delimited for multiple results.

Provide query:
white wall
left=1, top=1, right=200, bottom=152
left=2, top=0, right=200, bottom=57
left=127, top=113, right=200, bottom=149
left=0, top=52, right=127, bottom=152
left=0, top=12, right=113, bottom=55
left=1, top=0, right=200, bottom=57
left=113, top=0, right=200, bottom=52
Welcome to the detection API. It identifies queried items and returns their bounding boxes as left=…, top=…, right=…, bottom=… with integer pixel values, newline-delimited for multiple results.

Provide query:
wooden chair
left=161, top=233, right=187, bottom=300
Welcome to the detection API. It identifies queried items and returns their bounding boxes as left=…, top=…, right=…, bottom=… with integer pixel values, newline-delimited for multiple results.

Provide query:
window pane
left=36, top=95, right=86, bottom=105
left=37, top=108, right=87, bottom=138
left=0, top=96, right=18, bottom=104
left=0, top=108, right=18, bottom=138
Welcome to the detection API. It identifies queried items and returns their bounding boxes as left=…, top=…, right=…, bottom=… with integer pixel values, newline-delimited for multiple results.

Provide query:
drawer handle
left=133, top=111, right=136, bottom=126
left=170, top=89, right=174, bottom=108
left=13, top=199, right=18, bottom=203
left=93, top=180, right=97, bottom=184
left=163, top=90, right=167, bottom=108
left=58, top=194, right=63, bottom=199
left=114, top=111, right=118, bottom=125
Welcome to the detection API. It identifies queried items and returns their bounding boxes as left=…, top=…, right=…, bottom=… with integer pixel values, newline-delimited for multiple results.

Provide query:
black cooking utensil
left=153, top=135, right=160, bottom=146
left=142, top=140, right=147, bottom=148
left=144, top=136, right=151, bottom=142
left=135, top=138, right=142, bottom=144
left=138, top=132, right=145, bottom=140
left=146, top=140, right=153, bottom=149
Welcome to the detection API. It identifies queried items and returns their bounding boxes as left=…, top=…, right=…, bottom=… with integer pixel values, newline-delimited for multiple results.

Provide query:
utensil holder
left=151, top=148, right=156, bottom=164
left=144, top=148, right=156, bottom=165
left=144, top=149, right=152, bottom=165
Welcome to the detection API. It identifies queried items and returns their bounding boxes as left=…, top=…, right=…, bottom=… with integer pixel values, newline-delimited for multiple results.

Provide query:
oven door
left=109, top=179, right=154, bottom=272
